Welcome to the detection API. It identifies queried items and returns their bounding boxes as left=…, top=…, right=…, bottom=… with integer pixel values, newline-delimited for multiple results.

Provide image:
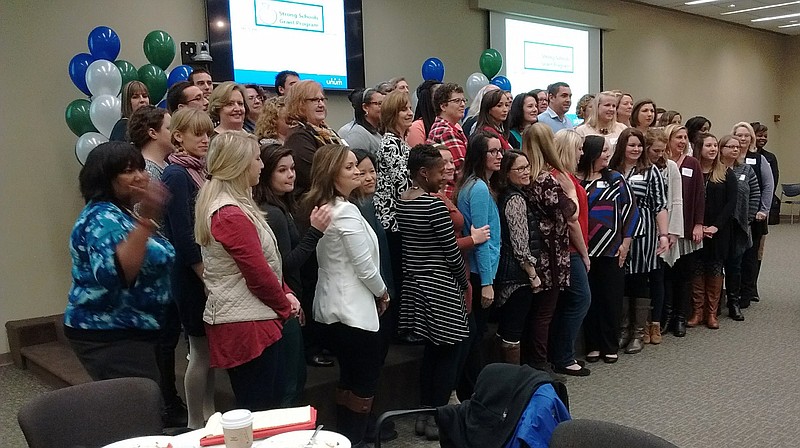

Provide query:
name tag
left=681, top=167, right=693, bottom=177
left=745, top=158, right=756, bottom=165
left=629, top=174, right=644, bottom=182
left=596, top=181, right=608, bottom=189
left=739, top=174, right=746, bottom=181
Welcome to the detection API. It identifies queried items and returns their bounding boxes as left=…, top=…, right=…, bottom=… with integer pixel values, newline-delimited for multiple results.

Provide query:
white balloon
left=465, top=72, right=490, bottom=100
left=89, top=94, right=121, bottom=138
left=410, top=89, right=418, bottom=112
left=85, top=59, right=122, bottom=97
left=75, top=132, right=109, bottom=165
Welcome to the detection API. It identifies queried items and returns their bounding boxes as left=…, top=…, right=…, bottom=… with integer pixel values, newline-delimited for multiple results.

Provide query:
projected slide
left=229, top=0, right=348, bottom=89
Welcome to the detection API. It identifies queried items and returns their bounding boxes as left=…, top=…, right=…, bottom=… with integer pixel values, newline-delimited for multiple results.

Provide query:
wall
left=778, top=35, right=800, bottom=189
left=0, top=0, right=792, bottom=353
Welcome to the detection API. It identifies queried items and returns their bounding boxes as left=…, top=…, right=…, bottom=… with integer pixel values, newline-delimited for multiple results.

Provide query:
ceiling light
left=722, top=1, right=800, bottom=15
left=752, top=12, right=800, bottom=22
left=778, top=22, right=800, bottom=28
left=685, top=0, right=718, bottom=4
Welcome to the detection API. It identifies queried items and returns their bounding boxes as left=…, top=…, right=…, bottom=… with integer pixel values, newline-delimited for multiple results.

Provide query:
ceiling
left=632, top=0, right=800, bottom=35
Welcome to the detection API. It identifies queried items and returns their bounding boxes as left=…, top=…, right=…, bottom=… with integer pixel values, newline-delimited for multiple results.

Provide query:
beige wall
left=0, top=0, right=793, bottom=353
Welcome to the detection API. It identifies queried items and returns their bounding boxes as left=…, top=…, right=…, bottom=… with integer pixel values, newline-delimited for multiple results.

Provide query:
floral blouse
left=374, top=132, right=412, bottom=232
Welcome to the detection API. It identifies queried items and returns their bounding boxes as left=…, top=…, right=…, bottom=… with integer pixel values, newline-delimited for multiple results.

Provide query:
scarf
left=167, top=152, right=207, bottom=189
left=306, top=122, right=343, bottom=147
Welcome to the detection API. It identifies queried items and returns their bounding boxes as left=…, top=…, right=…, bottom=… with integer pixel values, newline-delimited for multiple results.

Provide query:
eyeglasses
left=723, top=144, right=741, bottom=149
left=186, top=95, right=204, bottom=104
left=446, top=98, right=467, bottom=105
left=305, top=97, right=328, bottom=104
left=487, top=149, right=503, bottom=157
left=367, top=101, right=382, bottom=106
left=511, top=164, right=531, bottom=172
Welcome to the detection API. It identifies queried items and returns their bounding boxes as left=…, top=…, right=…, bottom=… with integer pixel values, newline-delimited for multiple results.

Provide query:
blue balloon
left=69, top=53, right=95, bottom=96
left=490, top=75, right=511, bottom=91
left=167, top=65, right=194, bottom=87
left=157, top=98, right=167, bottom=109
left=88, top=26, right=121, bottom=61
left=421, top=57, right=445, bottom=82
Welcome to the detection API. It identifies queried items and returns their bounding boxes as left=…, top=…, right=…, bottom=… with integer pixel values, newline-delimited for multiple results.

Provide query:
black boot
left=726, top=273, right=745, bottom=321
left=336, top=391, right=372, bottom=447
left=618, top=297, right=632, bottom=349
left=673, top=313, right=687, bottom=337
left=661, top=303, right=674, bottom=335
left=728, top=294, right=745, bottom=321
left=625, top=298, right=651, bottom=354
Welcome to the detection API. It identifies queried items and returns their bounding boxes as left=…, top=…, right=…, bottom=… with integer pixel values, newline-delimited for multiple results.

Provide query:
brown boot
left=649, top=322, right=662, bottom=344
left=687, top=275, right=706, bottom=327
left=500, top=340, right=521, bottom=365
left=706, top=275, right=724, bottom=329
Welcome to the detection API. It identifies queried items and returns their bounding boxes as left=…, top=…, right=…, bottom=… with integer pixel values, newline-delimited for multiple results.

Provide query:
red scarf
left=167, top=153, right=207, bottom=189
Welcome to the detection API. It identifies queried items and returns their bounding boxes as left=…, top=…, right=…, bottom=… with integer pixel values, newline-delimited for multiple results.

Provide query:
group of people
left=63, top=68, right=780, bottom=447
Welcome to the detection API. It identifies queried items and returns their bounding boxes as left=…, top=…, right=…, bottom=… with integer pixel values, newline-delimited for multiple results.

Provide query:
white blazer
left=314, top=197, right=386, bottom=332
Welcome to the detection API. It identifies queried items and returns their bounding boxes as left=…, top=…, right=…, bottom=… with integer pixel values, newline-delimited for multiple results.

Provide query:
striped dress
left=624, top=165, right=667, bottom=273
left=396, top=193, right=470, bottom=345
left=582, top=170, right=639, bottom=258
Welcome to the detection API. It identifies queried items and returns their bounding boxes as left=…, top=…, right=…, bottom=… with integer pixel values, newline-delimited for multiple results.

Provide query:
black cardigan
left=701, top=169, right=737, bottom=262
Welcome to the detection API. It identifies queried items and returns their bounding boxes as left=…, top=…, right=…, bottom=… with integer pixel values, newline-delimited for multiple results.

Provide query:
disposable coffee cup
left=221, top=409, right=254, bottom=448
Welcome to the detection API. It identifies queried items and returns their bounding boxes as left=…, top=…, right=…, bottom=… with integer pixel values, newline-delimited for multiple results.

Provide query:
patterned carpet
left=2, top=224, right=798, bottom=448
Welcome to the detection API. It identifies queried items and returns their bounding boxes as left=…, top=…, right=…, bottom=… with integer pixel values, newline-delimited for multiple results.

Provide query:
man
left=274, top=70, right=299, bottom=96
left=537, top=82, right=573, bottom=132
left=188, top=68, right=213, bottom=98
left=166, top=81, right=209, bottom=113
left=427, top=82, right=467, bottom=197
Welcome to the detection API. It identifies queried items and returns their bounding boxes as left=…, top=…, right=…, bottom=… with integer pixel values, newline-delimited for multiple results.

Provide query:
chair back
left=18, top=377, right=163, bottom=448
left=781, top=183, right=800, bottom=198
left=549, top=419, right=679, bottom=448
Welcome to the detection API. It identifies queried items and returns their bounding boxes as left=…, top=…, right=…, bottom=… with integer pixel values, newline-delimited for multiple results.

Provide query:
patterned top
left=524, top=172, right=575, bottom=291
left=65, top=201, right=175, bottom=333
left=581, top=169, right=639, bottom=258
left=427, top=116, right=468, bottom=169
left=624, top=165, right=667, bottom=274
left=374, top=132, right=412, bottom=232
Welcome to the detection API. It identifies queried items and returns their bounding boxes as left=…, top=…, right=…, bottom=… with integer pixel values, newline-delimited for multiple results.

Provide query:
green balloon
left=65, top=99, right=97, bottom=137
left=143, top=30, right=175, bottom=70
left=137, top=64, right=168, bottom=104
left=114, top=60, right=139, bottom=87
left=479, top=48, right=503, bottom=79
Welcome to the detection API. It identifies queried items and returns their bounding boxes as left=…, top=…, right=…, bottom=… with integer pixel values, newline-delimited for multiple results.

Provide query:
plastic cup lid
left=221, top=409, right=254, bottom=429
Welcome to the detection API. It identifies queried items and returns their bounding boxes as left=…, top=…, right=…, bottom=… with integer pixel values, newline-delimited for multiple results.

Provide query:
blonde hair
left=645, top=127, right=669, bottom=169
left=380, top=90, right=410, bottom=135
left=693, top=132, right=726, bottom=183
left=208, top=81, right=248, bottom=122
left=521, top=123, right=568, bottom=176
left=732, top=121, right=756, bottom=151
left=255, top=96, right=287, bottom=140
left=301, top=145, right=353, bottom=212
left=664, top=124, right=688, bottom=157
left=285, top=80, right=324, bottom=124
left=554, top=129, right=584, bottom=173
left=585, top=91, right=619, bottom=130
left=170, top=108, right=214, bottom=148
left=194, top=131, right=264, bottom=246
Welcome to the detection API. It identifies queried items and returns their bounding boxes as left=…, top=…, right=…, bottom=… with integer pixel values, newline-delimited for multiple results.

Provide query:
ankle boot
left=706, top=275, right=723, bottom=329
left=673, top=313, right=687, bottom=337
left=661, top=302, right=673, bottom=334
left=649, top=322, right=662, bottom=344
left=624, top=298, right=651, bottom=354
left=687, top=276, right=706, bottom=327
left=618, top=296, right=631, bottom=348
left=728, top=294, right=745, bottom=321
left=726, top=273, right=745, bottom=321
left=500, top=340, right=521, bottom=365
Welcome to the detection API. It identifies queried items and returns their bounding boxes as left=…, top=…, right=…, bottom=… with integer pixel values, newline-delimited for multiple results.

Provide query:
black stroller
left=374, top=363, right=570, bottom=448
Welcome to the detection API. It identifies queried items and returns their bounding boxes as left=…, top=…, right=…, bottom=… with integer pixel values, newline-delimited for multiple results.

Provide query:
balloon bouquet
left=66, top=26, right=195, bottom=164
left=465, top=48, right=511, bottom=101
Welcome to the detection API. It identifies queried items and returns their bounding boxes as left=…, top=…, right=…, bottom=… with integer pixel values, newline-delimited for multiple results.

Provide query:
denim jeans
left=549, top=252, right=592, bottom=368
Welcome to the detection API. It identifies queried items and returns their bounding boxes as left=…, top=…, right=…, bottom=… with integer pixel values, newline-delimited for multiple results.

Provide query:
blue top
left=457, top=177, right=501, bottom=285
left=65, top=201, right=175, bottom=332
left=503, top=384, right=571, bottom=448
left=536, top=107, right=574, bottom=133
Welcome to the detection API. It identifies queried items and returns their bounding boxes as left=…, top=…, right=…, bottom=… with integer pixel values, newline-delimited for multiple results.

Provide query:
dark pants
left=523, top=288, right=560, bottom=366
left=664, top=251, right=698, bottom=318
left=625, top=272, right=650, bottom=298
left=227, top=337, right=285, bottom=411
left=498, top=285, right=533, bottom=343
left=385, top=230, right=403, bottom=339
left=420, top=340, right=469, bottom=407
left=156, top=300, right=183, bottom=407
left=725, top=253, right=744, bottom=296
left=741, top=226, right=764, bottom=301
left=457, top=273, right=491, bottom=399
left=69, top=337, right=161, bottom=385
left=550, top=253, right=591, bottom=368
left=584, top=256, right=624, bottom=355
left=325, top=323, right=382, bottom=398
left=280, top=317, right=307, bottom=407
left=648, top=262, right=665, bottom=322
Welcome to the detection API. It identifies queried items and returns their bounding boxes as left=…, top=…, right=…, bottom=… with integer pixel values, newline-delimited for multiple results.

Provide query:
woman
left=689, top=133, right=736, bottom=329
left=719, top=134, right=759, bottom=321
left=616, top=93, right=634, bottom=127
left=686, top=116, right=712, bottom=154
left=339, top=87, right=385, bottom=154
left=661, top=124, right=705, bottom=337
left=243, top=84, right=265, bottom=134
left=476, top=89, right=513, bottom=149
left=407, top=80, right=442, bottom=147
left=733, top=122, right=774, bottom=308
left=575, top=91, right=628, bottom=141
left=533, top=89, right=549, bottom=114
left=518, top=124, right=577, bottom=371
left=657, top=110, right=682, bottom=127
left=609, top=128, right=668, bottom=354
left=550, top=129, right=591, bottom=375
left=208, top=81, right=248, bottom=134
left=644, top=128, right=683, bottom=343
left=454, top=131, right=502, bottom=398
left=396, top=145, right=470, bottom=441
left=161, top=108, right=215, bottom=429
left=752, top=122, right=780, bottom=224
left=575, top=94, right=595, bottom=126
left=255, top=96, right=291, bottom=146
left=110, top=80, right=150, bottom=142
left=284, top=80, right=344, bottom=198
left=305, top=145, right=389, bottom=446
left=507, top=91, right=538, bottom=149
left=576, top=135, right=638, bottom=363
left=128, top=105, right=173, bottom=182
left=630, top=99, right=657, bottom=134
left=65, top=141, right=174, bottom=385
left=194, top=131, right=301, bottom=411
left=253, top=144, right=332, bottom=406
left=462, top=84, right=500, bottom=138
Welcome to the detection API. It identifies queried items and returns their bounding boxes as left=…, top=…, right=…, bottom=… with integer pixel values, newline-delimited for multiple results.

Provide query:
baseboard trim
left=0, top=352, right=12, bottom=366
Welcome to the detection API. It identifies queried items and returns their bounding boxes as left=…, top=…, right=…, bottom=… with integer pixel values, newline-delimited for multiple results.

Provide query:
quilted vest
left=496, top=186, right=542, bottom=286
left=202, top=193, right=283, bottom=325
